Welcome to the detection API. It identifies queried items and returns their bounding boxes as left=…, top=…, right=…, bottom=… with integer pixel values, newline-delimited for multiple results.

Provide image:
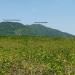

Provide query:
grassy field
left=0, top=36, right=75, bottom=75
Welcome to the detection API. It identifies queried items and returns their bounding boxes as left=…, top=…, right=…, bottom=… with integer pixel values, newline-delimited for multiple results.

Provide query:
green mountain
left=0, top=22, right=73, bottom=37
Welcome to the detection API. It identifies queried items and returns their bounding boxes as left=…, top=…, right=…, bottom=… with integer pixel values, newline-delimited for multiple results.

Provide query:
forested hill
left=0, top=22, right=73, bottom=37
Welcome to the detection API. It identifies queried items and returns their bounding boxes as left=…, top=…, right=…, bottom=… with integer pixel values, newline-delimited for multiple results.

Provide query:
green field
left=0, top=36, right=75, bottom=75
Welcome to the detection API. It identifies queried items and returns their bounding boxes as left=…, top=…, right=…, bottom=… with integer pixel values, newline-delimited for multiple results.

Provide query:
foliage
left=0, top=36, right=75, bottom=75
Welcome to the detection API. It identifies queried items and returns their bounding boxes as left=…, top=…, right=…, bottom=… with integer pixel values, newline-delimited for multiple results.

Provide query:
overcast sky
left=0, top=0, right=75, bottom=34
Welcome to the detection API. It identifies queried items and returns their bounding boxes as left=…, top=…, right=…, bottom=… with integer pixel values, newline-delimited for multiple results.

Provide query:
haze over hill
left=0, top=22, right=73, bottom=37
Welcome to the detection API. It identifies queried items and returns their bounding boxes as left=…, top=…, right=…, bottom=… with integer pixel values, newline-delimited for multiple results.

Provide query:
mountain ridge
left=0, top=22, right=74, bottom=37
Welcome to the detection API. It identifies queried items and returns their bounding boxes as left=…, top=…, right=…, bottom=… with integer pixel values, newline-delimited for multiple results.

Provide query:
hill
left=0, top=22, right=73, bottom=37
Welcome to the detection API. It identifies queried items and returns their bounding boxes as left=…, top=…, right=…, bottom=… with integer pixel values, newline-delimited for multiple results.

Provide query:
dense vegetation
left=0, top=36, right=75, bottom=75
left=0, top=22, right=73, bottom=37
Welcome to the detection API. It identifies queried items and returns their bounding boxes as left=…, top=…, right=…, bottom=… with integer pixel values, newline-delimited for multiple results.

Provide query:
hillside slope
left=0, top=22, right=73, bottom=37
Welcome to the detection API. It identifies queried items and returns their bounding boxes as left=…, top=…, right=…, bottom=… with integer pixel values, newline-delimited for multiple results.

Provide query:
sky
left=0, top=0, right=75, bottom=34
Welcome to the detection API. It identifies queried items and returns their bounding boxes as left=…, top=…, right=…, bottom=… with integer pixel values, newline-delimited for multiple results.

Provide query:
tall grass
left=0, top=36, right=75, bottom=75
